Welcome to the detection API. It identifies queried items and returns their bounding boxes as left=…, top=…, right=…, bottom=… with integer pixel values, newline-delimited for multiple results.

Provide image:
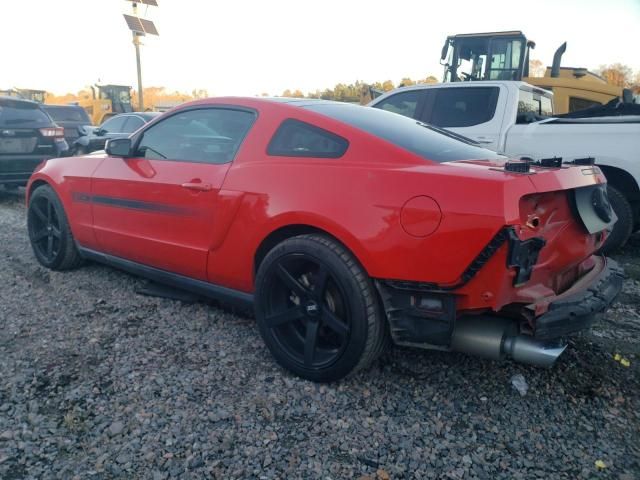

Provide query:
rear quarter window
left=267, top=119, right=348, bottom=158
left=303, top=103, right=504, bottom=163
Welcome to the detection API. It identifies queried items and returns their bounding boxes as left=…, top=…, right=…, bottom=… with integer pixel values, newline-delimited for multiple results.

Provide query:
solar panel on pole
left=122, top=14, right=145, bottom=35
left=140, top=18, right=159, bottom=36
left=123, top=1, right=159, bottom=111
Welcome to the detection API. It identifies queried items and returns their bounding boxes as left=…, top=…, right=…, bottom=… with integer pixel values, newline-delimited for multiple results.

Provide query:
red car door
left=90, top=107, right=256, bottom=280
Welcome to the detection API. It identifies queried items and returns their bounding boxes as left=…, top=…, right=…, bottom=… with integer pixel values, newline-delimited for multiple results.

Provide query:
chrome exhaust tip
left=450, top=316, right=566, bottom=367
left=502, top=335, right=567, bottom=368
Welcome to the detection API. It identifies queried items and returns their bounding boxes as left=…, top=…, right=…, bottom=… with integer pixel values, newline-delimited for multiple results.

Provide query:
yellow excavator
left=77, top=84, right=134, bottom=125
left=440, top=31, right=626, bottom=114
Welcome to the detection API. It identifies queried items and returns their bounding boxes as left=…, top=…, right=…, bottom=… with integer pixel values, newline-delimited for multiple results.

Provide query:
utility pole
left=123, top=1, right=159, bottom=112
left=132, top=2, right=144, bottom=111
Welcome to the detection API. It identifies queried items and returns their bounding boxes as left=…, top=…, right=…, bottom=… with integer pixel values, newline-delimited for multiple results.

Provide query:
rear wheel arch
left=598, top=165, right=640, bottom=204
left=254, top=223, right=370, bottom=276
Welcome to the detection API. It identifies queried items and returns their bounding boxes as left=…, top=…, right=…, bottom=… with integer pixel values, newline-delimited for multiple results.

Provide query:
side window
left=517, top=90, right=554, bottom=122
left=372, top=90, right=421, bottom=119
left=569, top=97, right=601, bottom=112
left=122, top=116, right=145, bottom=133
left=267, top=119, right=348, bottom=158
left=136, top=108, right=255, bottom=164
left=429, top=87, right=499, bottom=128
left=100, top=116, right=127, bottom=133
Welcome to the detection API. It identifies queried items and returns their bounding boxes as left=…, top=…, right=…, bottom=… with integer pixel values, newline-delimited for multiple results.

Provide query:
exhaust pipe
left=450, top=316, right=566, bottom=367
left=550, top=42, right=567, bottom=78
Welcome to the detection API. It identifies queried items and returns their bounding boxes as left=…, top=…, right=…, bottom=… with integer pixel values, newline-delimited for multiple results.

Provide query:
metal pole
left=134, top=34, right=143, bottom=111
left=132, top=2, right=143, bottom=111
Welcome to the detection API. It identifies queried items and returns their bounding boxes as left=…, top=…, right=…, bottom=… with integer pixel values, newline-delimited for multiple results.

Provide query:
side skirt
left=77, top=247, right=254, bottom=309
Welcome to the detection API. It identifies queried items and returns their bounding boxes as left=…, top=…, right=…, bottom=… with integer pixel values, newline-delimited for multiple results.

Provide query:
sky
left=2, top=0, right=639, bottom=96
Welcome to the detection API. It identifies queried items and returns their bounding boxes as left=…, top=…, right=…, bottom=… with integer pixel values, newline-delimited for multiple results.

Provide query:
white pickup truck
left=369, top=81, right=640, bottom=251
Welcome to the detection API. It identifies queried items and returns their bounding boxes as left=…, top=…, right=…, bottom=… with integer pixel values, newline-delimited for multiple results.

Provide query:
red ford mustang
left=26, top=97, right=623, bottom=381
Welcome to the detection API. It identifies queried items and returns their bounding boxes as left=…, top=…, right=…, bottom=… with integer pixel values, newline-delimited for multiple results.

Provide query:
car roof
left=108, top=112, right=161, bottom=121
left=41, top=104, right=84, bottom=110
left=0, top=95, right=41, bottom=106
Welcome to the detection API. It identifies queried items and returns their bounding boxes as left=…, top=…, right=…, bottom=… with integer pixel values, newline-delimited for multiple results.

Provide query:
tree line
left=279, top=76, right=439, bottom=104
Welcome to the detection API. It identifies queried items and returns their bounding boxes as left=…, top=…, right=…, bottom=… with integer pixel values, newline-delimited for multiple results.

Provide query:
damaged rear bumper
left=532, top=256, right=624, bottom=340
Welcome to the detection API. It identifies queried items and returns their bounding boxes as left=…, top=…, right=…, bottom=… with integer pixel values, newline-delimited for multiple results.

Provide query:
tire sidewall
left=255, top=236, right=371, bottom=382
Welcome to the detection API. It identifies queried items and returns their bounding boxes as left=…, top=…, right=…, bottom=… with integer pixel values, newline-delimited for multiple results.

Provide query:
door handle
left=181, top=182, right=213, bottom=191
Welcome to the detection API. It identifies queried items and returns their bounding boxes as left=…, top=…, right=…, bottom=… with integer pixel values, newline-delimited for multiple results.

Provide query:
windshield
left=0, top=100, right=51, bottom=126
left=446, top=36, right=525, bottom=82
left=303, top=103, right=505, bottom=162
left=43, top=106, right=91, bottom=123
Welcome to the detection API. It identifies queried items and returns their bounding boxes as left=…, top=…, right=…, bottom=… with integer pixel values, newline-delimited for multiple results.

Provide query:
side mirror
left=106, top=138, right=132, bottom=157
left=94, top=128, right=106, bottom=136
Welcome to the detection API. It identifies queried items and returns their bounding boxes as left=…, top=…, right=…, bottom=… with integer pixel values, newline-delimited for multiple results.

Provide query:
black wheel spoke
left=276, top=263, right=309, bottom=299
left=322, top=309, right=350, bottom=337
left=265, top=306, right=304, bottom=328
left=46, top=234, right=54, bottom=258
left=313, top=265, right=329, bottom=301
left=47, top=200, right=53, bottom=224
left=304, top=320, right=320, bottom=367
left=51, top=225, right=62, bottom=239
left=32, top=229, right=48, bottom=242
left=32, top=203, right=47, bottom=222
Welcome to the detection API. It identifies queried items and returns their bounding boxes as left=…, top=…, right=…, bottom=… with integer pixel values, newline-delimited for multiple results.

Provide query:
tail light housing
left=39, top=127, right=65, bottom=138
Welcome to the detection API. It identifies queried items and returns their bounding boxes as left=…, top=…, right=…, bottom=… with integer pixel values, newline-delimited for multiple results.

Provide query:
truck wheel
left=27, top=185, right=83, bottom=270
left=599, top=185, right=633, bottom=254
left=254, top=234, right=387, bottom=382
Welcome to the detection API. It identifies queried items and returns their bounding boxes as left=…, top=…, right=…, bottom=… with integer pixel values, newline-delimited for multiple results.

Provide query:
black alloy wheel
left=27, top=185, right=83, bottom=270
left=29, top=194, right=62, bottom=264
left=265, top=254, right=351, bottom=369
left=255, top=234, right=387, bottom=382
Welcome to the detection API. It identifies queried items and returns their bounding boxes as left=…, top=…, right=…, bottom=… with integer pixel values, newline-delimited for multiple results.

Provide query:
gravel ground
left=1, top=187, right=639, bottom=480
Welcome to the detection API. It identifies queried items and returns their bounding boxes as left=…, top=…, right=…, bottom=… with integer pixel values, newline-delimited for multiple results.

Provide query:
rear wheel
left=599, top=185, right=633, bottom=254
left=254, top=234, right=387, bottom=382
left=27, top=185, right=83, bottom=270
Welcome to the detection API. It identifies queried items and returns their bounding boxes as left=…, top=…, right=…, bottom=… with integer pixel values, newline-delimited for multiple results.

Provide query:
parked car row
left=0, top=97, right=159, bottom=188
left=24, top=95, right=623, bottom=382
left=0, top=96, right=69, bottom=188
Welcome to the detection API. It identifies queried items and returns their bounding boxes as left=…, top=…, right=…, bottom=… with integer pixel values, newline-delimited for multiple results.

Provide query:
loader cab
left=442, top=31, right=533, bottom=83
left=97, top=85, right=133, bottom=114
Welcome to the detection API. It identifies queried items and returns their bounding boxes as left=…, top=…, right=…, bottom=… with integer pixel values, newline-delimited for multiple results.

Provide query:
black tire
left=254, top=234, right=388, bottom=382
left=27, top=185, right=83, bottom=270
left=599, top=185, right=633, bottom=254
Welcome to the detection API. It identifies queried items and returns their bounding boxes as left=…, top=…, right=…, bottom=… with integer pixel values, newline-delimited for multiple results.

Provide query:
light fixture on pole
left=123, top=1, right=159, bottom=111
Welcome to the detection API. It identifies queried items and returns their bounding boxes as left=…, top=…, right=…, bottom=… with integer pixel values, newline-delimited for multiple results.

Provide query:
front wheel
left=27, top=185, right=83, bottom=270
left=254, top=234, right=388, bottom=382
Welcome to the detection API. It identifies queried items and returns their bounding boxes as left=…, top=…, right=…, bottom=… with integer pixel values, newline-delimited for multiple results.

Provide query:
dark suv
left=41, top=105, right=92, bottom=152
left=0, top=96, right=69, bottom=187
